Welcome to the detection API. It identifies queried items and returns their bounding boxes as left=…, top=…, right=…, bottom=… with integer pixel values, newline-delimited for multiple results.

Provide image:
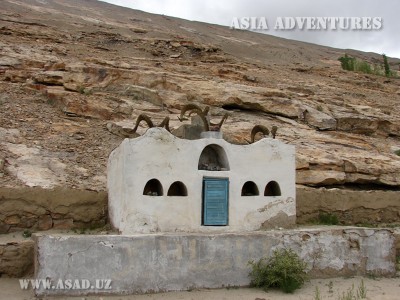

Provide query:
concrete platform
left=34, top=227, right=396, bottom=296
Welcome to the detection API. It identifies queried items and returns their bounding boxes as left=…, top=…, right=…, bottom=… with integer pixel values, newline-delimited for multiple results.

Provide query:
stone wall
left=35, top=228, right=396, bottom=296
left=0, top=238, right=34, bottom=277
left=297, top=186, right=400, bottom=225
left=2, top=185, right=398, bottom=234
left=0, top=187, right=107, bottom=233
left=2, top=185, right=400, bottom=280
left=1, top=183, right=398, bottom=233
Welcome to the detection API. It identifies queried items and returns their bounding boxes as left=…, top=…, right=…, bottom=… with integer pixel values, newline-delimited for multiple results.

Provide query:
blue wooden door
left=203, top=178, right=229, bottom=226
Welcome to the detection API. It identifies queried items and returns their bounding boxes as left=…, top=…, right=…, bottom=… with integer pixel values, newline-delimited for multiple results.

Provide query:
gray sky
left=101, top=0, right=400, bottom=58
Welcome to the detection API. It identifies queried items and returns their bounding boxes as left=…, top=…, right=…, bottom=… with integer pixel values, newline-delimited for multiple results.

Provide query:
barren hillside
left=1, top=0, right=400, bottom=192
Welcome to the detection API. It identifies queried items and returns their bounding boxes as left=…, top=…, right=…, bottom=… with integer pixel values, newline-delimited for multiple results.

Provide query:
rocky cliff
left=1, top=0, right=400, bottom=192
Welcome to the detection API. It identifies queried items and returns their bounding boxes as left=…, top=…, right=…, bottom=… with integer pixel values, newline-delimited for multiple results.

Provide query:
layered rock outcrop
left=0, top=0, right=399, bottom=191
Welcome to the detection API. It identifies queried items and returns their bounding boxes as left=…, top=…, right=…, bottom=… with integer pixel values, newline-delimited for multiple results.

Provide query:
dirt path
left=2, top=276, right=399, bottom=300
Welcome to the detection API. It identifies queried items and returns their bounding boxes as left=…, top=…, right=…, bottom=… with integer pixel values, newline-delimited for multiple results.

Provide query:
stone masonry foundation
left=35, top=227, right=396, bottom=296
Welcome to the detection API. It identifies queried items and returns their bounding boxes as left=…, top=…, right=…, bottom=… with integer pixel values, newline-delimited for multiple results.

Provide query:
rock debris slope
left=1, top=0, right=400, bottom=191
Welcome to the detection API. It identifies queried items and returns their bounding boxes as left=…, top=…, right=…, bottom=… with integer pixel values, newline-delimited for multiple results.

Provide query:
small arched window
left=198, top=144, right=230, bottom=171
left=167, top=181, right=188, bottom=196
left=241, top=181, right=259, bottom=196
left=143, top=179, right=163, bottom=196
left=264, top=181, right=281, bottom=196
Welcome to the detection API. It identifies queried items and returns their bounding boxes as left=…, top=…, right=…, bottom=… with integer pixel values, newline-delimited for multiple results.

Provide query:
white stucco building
left=108, top=127, right=296, bottom=234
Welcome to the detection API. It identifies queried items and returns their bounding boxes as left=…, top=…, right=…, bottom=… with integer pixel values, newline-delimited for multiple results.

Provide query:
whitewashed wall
left=108, top=128, right=296, bottom=234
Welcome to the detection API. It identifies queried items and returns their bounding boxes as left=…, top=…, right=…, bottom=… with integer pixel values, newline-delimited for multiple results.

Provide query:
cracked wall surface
left=35, top=227, right=396, bottom=296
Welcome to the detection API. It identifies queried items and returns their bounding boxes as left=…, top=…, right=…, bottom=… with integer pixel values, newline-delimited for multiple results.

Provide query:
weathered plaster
left=34, top=228, right=396, bottom=296
left=107, top=128, right=296, bottom=234
left=297, top=186, right=400, bottom=225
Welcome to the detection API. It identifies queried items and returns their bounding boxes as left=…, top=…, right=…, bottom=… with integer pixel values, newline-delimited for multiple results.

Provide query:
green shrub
left=339, top=54, right=355, bottom=71
left=338, top=54, right=396, bottom=78
left=372, top=64, right=385, bottom=76
left=318, top=212, right=339, bottom=225
left=314, top=280, right=367, bottom=300
left=77, top=86, right=92, bottom=95
left=337, top=281, right=367, bottom=300
left=77, top=86, right=85, bottom=94
left=22, top=229, right=32, bottom=238
left=383, top=53, right=390, bottom=77
left=354, top=60, right=372, bottom=74
left=357, top=279, right=367, bottom=299
left=248, top=248, right=308, bottom=293
left=314, top=286, right=322, bottom=300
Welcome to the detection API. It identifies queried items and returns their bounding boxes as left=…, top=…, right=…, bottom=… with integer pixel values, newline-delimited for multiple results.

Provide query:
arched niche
left=143, top=179, right=163, bottom=196
left=198, top=144, right=230, bottom=171
left=167, top=181, right=188, bottom=196
left=241, top=181, right=259, bottom=196
left=264, top=181, right=281, bottom=196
